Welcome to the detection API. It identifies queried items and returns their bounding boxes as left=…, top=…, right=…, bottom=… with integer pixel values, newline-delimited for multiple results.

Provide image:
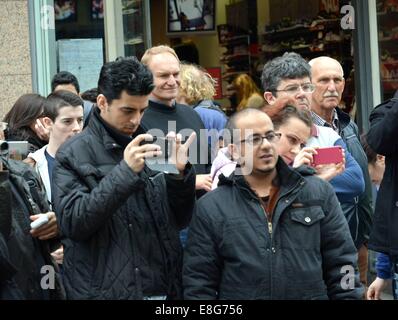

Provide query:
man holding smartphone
left=52, top=57, right=196, bottom=299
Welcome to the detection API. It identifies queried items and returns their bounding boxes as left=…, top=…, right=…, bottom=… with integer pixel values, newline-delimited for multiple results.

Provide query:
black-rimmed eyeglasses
left=240, top=132, right=282, bottom=146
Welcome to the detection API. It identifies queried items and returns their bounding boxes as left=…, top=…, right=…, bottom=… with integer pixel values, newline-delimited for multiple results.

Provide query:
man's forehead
left=235, top=113, right=273, bottom=132
left=278, top=77, right=311, bottom=87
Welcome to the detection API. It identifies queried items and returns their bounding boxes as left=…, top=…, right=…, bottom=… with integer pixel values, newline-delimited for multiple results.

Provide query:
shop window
left=377, top=0, right=398, bottom=100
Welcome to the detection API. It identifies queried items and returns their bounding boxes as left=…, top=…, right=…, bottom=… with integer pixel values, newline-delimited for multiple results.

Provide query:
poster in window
left=167, top=0, right=216, bottom=35
left=91, top=0, right=104, bottom=20
left=54, top=0, right=77, bottom=21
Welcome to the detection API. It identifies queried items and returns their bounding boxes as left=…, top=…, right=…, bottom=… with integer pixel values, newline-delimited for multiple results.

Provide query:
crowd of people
left=0, top=44, right=397, bottom=300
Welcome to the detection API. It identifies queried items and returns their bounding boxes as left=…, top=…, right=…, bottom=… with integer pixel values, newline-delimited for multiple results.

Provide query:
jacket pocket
left=290, top=206, right=325, bottom=226
left=281, top=206, right=325, bottom=250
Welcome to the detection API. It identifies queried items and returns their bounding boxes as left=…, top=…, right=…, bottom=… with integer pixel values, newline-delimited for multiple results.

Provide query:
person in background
left=0, top=126, right=64, bottom=299
left=176, top=62, right=227, bottom=159
left=51, top=71, right=94, bottom=127
left=309, top=57, right=373, bottom=293
left=361, top=133, right=396, bottom=300
left=141, top=45, right=212, bottom=193
left=231, top=73, right=263, bottom=112
left=81, top=87, right=99, bottom=104
left=3, top=94, right=48, bottom=153
left=25, top=91, right=84, bottom=207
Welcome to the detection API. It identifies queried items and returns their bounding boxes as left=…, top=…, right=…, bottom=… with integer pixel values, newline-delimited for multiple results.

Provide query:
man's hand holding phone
left=30, top=212, right=59, bottom=240
left=124, top=134, right=162, bottom=173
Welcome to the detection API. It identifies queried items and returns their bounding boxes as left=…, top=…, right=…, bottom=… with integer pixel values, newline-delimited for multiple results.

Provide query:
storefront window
left=54, top=0, right=105, bottom=92
left=122, top=0, right=150, bottom=59
left=377, top=0, right=398, bottom=100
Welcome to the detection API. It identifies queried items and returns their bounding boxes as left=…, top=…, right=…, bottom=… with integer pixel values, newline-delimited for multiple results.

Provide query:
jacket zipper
left=258, top=202, right=273, bottom=299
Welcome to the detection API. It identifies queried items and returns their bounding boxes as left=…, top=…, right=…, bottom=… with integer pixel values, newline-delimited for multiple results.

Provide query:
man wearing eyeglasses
left=309, top=57, right=373, bottom=295
left=261, top=53, right=364, bottom=203
left=183, top=107, right=362, bottom=299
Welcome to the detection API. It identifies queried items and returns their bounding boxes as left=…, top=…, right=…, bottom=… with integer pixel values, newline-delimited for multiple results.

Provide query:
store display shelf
left=124, top=37, right=144, bottom=45
left=123, top=8, right=139, bottom=15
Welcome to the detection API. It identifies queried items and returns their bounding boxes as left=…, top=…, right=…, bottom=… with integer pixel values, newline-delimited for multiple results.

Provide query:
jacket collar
left=219, top=157, right=312, bottom=199
left=335, top=107, right=351, bottom=129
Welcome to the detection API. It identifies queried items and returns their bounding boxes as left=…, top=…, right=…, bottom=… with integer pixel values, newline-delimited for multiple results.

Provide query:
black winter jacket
left=183, top=159, right=363, bottom=300
left=52, top=111, right=196, bottom=299
left=367, top=98, right=398, bottom=260
left=0, top=160, right=64, bottom=299
left=336, top=108, right=373, bottom=248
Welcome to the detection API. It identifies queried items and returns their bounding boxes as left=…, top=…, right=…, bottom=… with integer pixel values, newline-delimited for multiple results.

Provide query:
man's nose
left=72, top=120, right=81, bottom=132
left=167, top=75, right=177, bottom=86
left=327, top=80, right=337, bottom=92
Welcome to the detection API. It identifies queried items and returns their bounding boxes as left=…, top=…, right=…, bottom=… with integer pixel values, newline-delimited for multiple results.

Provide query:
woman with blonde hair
left=177, top=62, right=227, bottom=148
left=232, top=73, right=263, bottom=111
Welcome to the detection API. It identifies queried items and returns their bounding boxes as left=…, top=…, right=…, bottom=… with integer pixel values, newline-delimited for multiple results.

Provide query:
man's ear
left=264, top=92, right=276, bottom=105
left=97, top=94, right=108, bottom=113
left=42, top=117, right=53, bottom=130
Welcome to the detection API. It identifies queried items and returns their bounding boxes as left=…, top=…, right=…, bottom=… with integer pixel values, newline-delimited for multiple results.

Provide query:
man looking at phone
left=51, top=57, right=196, bottom=299
left=184, top=108, right=363, bottom=299
left=309, top=57, right=373, bottom=292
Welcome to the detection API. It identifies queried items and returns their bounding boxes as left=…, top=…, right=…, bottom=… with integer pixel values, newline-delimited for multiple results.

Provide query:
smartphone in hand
left=312, top=146, right=343, bottom=166
left=140, top=136, right=179, bottom=174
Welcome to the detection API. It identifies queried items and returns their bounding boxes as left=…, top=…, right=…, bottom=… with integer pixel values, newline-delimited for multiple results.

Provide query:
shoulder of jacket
left=373, top=97, right=398, bottom=111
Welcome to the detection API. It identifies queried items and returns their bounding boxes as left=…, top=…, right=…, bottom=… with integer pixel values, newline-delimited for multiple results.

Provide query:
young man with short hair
left=26, top=90, right=84, bottom=206
left=52, top=57, right=196, bottom=299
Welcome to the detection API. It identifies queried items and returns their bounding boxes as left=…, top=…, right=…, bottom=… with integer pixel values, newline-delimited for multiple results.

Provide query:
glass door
left=377, top=0, right=398, bottom=100
left=121, top=0, right=151, bottom=59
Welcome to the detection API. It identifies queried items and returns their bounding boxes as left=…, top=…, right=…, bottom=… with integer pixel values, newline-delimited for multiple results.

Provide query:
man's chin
left=123, top=128, right=136, bottom=136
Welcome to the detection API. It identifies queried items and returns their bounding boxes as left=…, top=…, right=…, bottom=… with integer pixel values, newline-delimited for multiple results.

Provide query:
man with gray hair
left=260, top=52, right=364, bottom=206
left=309, top=56, right=373, bottom=292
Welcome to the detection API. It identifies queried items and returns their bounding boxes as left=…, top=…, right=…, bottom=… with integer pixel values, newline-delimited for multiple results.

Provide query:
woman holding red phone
left=271, top=106, right=345, bottom=181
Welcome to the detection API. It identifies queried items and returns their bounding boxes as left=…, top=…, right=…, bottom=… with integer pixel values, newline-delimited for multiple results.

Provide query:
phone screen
left=7, top=141, right=29, bottom=161
left=140, top=136, right=178, bottom=174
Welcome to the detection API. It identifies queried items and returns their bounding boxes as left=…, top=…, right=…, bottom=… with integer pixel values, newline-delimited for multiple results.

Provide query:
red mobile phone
left=312, top=146, right=343, bottom=166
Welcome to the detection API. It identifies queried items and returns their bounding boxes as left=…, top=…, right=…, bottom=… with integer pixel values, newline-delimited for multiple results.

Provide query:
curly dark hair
left=98, top=56, right=154, bottom=104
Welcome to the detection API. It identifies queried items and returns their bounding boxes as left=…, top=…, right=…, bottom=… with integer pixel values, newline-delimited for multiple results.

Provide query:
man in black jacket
left=52, top=57, right=196, bottom=299
left=366, top=94, right=398, bottom=296
left=309, top=57, right=373, bottom=291
left=183, top=108, right=362, bottom=299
